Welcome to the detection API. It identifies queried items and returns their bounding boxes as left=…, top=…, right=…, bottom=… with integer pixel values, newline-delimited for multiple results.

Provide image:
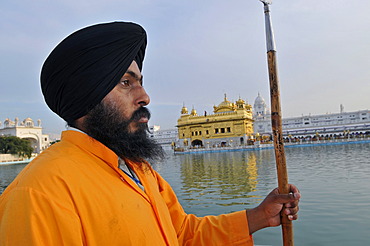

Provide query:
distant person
left=0, top=21, right=300, bottom=245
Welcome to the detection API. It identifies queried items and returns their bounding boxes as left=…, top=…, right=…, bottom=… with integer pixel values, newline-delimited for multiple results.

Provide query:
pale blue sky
left=1, top=0, right=369, bottom=135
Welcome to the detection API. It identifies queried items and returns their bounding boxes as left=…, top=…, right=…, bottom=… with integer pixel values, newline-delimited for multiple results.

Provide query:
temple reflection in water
left=178, top=150, right=274, bottom=209
left=151, top=148, right=277, bottom=215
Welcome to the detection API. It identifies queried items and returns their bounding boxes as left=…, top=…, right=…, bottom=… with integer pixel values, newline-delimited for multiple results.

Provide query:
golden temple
left=176, top=94, right=254, bottom=148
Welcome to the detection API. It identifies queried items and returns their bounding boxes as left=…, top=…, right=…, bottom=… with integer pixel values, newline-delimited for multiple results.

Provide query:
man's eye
left=120, top=79, right=130, bottom=87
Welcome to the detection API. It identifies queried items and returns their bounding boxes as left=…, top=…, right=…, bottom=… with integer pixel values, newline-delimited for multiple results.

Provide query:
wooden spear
left=259, top=1, right=294, bottom=245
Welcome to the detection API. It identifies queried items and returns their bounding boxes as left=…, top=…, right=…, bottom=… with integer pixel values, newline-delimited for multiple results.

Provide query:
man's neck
left=66, top=126, right=88, bottom=135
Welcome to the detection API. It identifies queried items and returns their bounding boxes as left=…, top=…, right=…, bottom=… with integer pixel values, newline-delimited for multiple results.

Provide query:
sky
left=1, top=0, right=370, bottom=137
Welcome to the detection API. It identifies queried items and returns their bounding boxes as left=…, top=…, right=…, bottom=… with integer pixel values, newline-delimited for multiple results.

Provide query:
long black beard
left=83, top=101, right=165, bottom=163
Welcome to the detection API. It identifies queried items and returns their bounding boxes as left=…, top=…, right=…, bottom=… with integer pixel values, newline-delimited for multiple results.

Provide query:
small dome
left=254, top=92, right=266, bottom=105
left=23, top=118, right=35, bottom=127
left=190, top=107, right=197, bottom=116
left=236, top=97, right=245, bottom=104
left=181, top=105, right=189, bottom=115
left=253, top=93, right=269, bottom=116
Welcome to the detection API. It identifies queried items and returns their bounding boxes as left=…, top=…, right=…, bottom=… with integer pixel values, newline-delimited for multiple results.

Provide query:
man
left=0, top=22, right=300, bottom=245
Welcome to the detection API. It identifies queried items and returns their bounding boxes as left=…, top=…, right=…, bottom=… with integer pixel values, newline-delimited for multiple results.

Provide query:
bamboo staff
left=259, top=1, right=294, bottom=245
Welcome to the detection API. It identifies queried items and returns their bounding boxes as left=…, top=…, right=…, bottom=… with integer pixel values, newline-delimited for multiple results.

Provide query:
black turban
left=41, top=21, right=147, bottom=123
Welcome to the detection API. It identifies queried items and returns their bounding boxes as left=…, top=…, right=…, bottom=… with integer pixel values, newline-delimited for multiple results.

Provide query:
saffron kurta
left=0, top=131, right=253, bottom=245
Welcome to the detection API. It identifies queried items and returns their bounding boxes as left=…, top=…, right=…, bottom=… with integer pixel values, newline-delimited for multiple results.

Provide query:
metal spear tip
left=259, top=0, right=272, bottom=5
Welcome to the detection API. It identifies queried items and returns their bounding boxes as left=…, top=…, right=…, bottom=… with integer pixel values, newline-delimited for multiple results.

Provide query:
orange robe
left=0, top=130, right=253, bottom=245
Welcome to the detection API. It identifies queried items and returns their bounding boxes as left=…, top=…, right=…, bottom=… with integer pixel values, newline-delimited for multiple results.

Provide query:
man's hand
left=246, top=184, right=300, bottom=234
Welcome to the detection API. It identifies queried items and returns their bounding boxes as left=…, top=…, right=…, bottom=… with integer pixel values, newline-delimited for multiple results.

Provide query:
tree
left=0, top=136, right=34, bottom=158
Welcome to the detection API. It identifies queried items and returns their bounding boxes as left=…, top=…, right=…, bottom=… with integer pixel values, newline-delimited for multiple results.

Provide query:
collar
left=66, top=126, right=87, bottom=135
left=60, top=130, right=119, bottom=171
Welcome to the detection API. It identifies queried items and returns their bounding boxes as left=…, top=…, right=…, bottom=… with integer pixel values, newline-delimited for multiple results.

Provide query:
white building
left=0, top=118, right=50, bottom=154
left=149, top=125, right=178, bottom=150
left=253, top=93, right=272, bottom=135
left=253, top=94, right=370, bottom=137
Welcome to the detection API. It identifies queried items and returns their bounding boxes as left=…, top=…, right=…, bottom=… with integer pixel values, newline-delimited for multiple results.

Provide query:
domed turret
left=23, top=118, right=35, bottom=127
left=254, top=92, right=266, bottom=105
left=4, top=118, right=14, bottom=128
left=236, top=97, right=246, bottom=109
left=181, top=104, right=189, bottom=115
left=254, top=93, right=268, bottom=116
left=190, top=107, right=197, bottom=116
left=213, top=94, right=236, bottom=113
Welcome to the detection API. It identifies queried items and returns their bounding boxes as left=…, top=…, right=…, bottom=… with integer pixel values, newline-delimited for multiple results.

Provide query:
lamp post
left=259, top=1, right=294, bottom=245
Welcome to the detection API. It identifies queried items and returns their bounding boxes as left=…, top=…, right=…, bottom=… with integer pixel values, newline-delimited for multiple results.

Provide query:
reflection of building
left=254, top=94, right=370, bottom=137
left=0, top=118, right=50, bottom=154
left=176, top=94, right=254, bottom=148
left=149, top=126, right=178, bottom=150
left=179, top=151, right=259, bottom=211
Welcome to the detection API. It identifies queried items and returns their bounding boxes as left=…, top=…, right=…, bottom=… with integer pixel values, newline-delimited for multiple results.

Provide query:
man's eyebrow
left=126, top=70, right=143, bottom=83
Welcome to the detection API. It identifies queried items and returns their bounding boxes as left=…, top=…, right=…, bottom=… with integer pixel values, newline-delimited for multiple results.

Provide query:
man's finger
left=273, top=192, right=300, bottom=204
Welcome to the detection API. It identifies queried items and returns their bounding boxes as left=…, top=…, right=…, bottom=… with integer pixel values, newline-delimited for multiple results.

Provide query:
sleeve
left=155, top=172, right=254, bottom=246
left=0, top=187, right=84, bottom=246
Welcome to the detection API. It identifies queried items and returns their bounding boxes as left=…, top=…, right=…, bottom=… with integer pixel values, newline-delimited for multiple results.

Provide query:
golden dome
left=190, top=107, right=197, bottom=116
left=213, top=94, right=235, bottom=113
left=181, top=104, right=189, bottom=114
left=236, top=97, right=245, bottom=105
left=236, top=97, right=248, bottom=110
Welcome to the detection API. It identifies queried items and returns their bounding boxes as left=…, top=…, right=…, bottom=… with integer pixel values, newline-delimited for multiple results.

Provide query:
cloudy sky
left=1, top=0, right=369, bottom=136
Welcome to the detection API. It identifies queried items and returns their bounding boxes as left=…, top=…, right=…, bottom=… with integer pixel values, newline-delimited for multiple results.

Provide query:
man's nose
left=136, top=86, right=150, bottom=107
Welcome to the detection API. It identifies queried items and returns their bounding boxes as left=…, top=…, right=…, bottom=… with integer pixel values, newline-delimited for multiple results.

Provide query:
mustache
left=130, top=107, right=151, bottom=122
